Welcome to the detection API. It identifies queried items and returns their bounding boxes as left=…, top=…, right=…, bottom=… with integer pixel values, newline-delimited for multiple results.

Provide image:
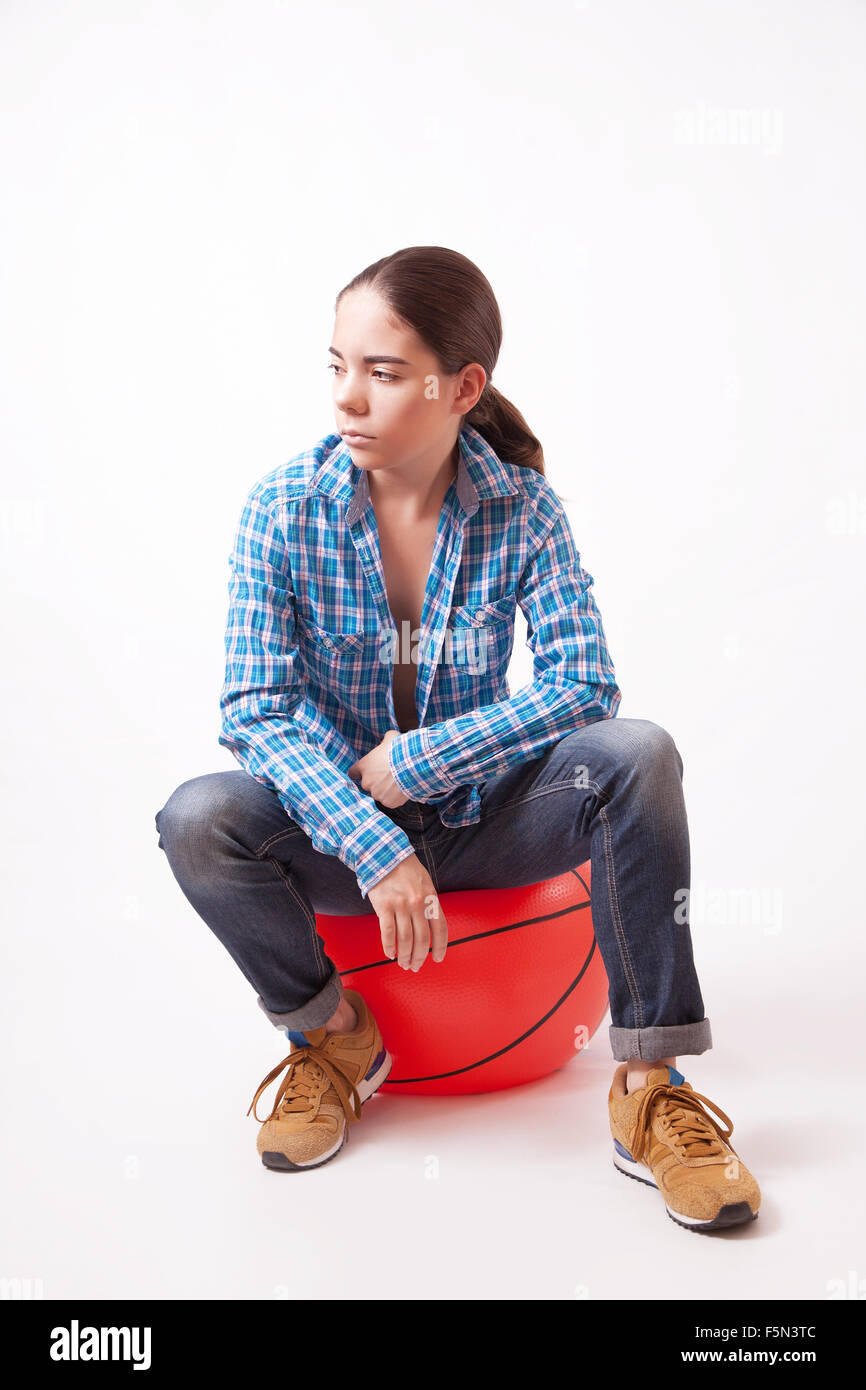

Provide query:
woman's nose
left=335, top=387, right=367, bottom=413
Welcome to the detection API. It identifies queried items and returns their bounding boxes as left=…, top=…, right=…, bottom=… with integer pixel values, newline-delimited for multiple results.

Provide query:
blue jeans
left=154, top=717, right=712, bottom=1061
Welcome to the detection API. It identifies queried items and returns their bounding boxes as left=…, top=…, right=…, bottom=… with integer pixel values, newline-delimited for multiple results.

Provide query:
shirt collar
left=311, top=421, right=521, bottom=524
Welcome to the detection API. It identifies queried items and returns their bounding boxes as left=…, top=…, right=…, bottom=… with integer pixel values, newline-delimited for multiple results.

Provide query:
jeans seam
left=423, top=827, right=457, bottom=847
left=387, top=806, right=425, bottom=832
left=393, top=778, right=612, bottom=842
left=252, top=826, right=306, bottom=856
left=477, top=777, right=612, bottom=822
left=417, top=835, right=441, bottom=896
left=267, top=856, right=326, bottom=979
left=599, top=801, right=644, bottom=1030
left=421, top=776, right=613, bottom=856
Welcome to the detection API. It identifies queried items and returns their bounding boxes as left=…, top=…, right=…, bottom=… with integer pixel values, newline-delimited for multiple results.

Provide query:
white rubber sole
left=612, top=1145, right=759, bottom=1231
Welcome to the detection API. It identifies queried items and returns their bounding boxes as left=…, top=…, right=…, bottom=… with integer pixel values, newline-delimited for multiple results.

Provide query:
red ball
left=315, top=860, right=608, bottom=1096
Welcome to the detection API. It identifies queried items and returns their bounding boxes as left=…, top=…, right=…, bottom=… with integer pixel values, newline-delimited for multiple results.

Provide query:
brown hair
left=335, top=246, right=545, bottom=477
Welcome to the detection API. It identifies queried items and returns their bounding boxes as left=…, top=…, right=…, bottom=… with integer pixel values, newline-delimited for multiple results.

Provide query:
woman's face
left=328, top=288, right=483, bottom=472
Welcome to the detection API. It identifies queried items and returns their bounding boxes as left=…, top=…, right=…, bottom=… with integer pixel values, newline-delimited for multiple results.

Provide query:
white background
left=2, top=0, right=864, bottom=1301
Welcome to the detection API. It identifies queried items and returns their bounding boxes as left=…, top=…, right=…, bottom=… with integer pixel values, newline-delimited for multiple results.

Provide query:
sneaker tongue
left=645, top=1065, right=719, bottom=1154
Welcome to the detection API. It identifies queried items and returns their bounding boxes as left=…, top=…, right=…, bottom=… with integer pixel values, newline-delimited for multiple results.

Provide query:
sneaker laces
left=247, top=1044, right=363, bottom=1127
left=629, top=1080, right=736, bottom=1163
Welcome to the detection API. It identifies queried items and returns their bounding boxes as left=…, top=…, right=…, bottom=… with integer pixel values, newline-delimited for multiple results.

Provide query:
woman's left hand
left=348, top=729, right=411, bottom=809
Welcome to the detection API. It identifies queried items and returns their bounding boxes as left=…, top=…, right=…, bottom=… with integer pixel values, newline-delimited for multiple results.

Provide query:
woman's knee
left=598, top=717, right=683, bottom=780
left=627, top=719, right=683, bottom=777
left=154, top=771, right=246, bottom=854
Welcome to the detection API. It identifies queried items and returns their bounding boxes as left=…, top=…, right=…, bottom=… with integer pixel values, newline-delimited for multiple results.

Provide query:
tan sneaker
left=608, top=1063, right=761, bottom=1231
left=247, top=990, right=392, bottom=1171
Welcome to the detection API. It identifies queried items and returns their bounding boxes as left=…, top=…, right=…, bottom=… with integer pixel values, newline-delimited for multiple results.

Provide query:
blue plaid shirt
left=219, top=423, right=621, bottom=900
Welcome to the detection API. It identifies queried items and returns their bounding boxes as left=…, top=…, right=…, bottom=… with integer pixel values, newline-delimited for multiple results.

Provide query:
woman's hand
left=348, top=730, right=410, bottom=809
left=366, top=853, right=449, bottom=970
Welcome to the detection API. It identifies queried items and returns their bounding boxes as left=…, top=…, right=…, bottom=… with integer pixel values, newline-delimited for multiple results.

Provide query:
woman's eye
left=326, top=364, right=397, bottom=382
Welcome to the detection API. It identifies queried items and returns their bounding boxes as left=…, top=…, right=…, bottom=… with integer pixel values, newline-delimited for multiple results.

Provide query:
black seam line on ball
left=338, top=865, right=592, bottom=978
left=381, top=936, right=598, bottom=1084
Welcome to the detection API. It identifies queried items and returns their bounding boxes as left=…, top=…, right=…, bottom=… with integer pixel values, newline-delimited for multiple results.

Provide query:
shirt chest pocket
left=442, top=592, right=517, bottom=679
left=296, top=618, right=369, bottom=692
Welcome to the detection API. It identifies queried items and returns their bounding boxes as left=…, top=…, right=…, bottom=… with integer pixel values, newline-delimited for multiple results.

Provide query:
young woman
left=155, top=245, right=760, bottom=1232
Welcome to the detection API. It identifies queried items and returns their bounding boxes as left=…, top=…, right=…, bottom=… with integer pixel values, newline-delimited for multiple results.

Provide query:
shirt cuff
left=341, top=816, right=416, bottom=901
left=387, top=726, right=458, bottom=802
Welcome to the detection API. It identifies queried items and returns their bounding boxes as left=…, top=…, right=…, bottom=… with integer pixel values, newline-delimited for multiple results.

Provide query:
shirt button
left=474, top=609, right=486, bottom=623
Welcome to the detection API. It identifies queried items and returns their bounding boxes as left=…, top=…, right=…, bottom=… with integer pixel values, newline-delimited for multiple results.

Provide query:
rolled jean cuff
left=256, top=961, right=343, bottom=1031
left=608, top=1017, right=713, bottom=1062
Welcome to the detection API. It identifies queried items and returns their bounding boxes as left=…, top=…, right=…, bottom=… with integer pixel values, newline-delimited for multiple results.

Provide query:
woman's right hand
left=366, top=853, right=448, bottom=971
